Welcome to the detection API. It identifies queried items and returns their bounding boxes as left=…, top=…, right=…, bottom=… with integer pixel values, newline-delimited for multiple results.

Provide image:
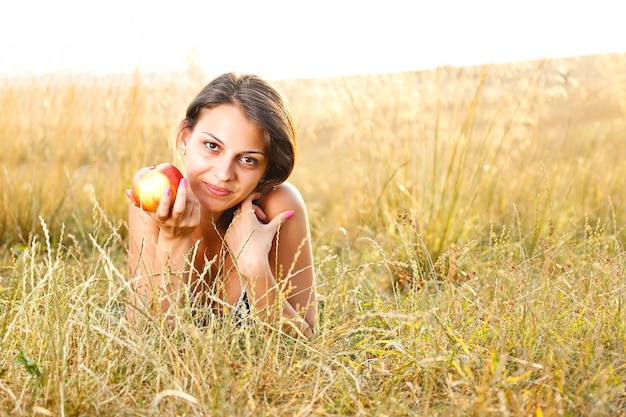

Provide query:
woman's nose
left=213, top=158, right=235, bottom=181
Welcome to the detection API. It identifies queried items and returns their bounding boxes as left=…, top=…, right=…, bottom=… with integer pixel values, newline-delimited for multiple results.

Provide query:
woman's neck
left=198, top=207, right=224, bottom=236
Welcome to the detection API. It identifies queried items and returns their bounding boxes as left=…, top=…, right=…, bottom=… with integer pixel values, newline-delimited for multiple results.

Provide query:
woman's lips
left=206, top=183, right=232, bottom=197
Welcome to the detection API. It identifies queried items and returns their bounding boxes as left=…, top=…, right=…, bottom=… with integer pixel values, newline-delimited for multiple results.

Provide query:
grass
left=1, top=52, right=626, bottom=416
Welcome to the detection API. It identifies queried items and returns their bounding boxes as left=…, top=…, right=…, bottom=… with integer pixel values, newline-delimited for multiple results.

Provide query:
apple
left=130, top=163, right=184, bottom=211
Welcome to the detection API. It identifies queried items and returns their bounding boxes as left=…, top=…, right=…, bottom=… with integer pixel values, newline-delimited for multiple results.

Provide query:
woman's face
left=180, top=104, right=268, bottom=216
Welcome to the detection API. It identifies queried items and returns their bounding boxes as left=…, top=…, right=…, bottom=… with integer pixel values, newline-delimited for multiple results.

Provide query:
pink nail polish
left=180, top=178, right=186, bottom=188
left=164, top=187, right=171, bottom=197
left=284, top=210, right=295, bottom=220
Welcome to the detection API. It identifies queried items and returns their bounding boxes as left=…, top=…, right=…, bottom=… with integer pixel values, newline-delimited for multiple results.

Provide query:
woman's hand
left=126, top=178, right=200, bottom=240
left=225, top=192, right=294, bottom=278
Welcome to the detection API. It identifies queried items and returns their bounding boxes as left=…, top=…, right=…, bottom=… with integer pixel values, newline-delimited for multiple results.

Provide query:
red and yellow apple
left=130, top=163, right=184, bottom=211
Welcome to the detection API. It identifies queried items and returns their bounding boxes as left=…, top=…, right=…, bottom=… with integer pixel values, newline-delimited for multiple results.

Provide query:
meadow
left=1, top=52, right=625, bottom=416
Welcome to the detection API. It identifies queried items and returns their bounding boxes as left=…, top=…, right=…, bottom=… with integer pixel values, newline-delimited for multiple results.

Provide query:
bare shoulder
left=261, top=182, right=308, bottom=217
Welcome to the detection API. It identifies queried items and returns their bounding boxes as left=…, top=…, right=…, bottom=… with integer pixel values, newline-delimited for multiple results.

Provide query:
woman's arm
left=225, top=183, right=317, bottom=337
left=264, top=183, right=317, bottom=332
left=127, top=179, right=200, bottom=318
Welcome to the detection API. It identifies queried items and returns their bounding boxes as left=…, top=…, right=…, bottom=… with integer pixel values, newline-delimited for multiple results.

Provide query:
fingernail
left=164, top=187, right=171, bottom=197
left=180, top=178, right=187, bottom=188
left=284, top=210, right=295, bottom=220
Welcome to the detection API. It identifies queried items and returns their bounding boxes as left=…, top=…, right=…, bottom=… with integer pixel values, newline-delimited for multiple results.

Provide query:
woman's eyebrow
left=203, top=132, right=266, bottom=155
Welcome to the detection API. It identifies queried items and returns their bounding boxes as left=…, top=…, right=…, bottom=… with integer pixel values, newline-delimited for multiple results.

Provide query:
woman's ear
left=178, top=123, right=192, bottom=154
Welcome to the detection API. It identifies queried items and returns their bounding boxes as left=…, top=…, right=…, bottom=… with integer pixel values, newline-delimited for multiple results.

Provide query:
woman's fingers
left=147, top=178, right=200, bottom=239
left=239, top=192, right=267, bottom=222
left=266, top=210, right=295, bottom=233
left=155, top=187, right=173, bottom=221
left=170, top=178, right=187, bottom=218
left=151, top=178, right=195, bottom=222
left=125, top=189, right=134, bottom=204
left=253, top=205, right=268, bottom=222
left=240, top=192, right=262, bottom=211
left=225, top=208, right=295, bottom=278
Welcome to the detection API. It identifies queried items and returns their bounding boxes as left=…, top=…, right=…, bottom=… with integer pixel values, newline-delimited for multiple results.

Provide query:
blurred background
left=1, top=0, right=625, bottom=263
left=1, top=0, right=625, bottom=81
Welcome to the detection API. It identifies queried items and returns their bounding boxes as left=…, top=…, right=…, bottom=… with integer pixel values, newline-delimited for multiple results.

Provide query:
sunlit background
left=1, top=0, right=625, bottom=80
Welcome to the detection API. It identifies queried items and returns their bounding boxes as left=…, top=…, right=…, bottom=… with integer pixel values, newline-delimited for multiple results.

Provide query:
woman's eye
left=241, top=156, right=258, bottom=166
left=205, top=142, right=219, bottom=151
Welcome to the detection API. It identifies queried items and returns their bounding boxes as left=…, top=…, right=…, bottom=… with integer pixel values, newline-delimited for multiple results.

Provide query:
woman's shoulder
left=261, top=182, right=307, bottom=216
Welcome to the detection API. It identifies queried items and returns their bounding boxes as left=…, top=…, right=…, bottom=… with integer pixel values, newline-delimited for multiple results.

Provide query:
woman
left=127, top=73, right=316, bottom=338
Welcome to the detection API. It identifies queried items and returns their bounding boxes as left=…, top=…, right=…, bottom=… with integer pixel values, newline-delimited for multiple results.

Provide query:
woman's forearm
left=244, top=266, right=314, bottom=338
left=131, top=233, right=193, bottom=315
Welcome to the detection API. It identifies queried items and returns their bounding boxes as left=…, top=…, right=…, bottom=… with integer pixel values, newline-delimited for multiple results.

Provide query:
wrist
left=157, top=233, right=193, bottom=261
left=238, top=258, right=270, bottom=281
left=158, top=230, right=192, bottom=245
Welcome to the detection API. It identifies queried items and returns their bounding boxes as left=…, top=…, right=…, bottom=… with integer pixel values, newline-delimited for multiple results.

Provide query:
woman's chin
left=202, top=199, right=232, bottom=216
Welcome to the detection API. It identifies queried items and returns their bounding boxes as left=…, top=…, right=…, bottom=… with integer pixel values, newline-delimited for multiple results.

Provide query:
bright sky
left=1, top=0, right=625, bottom=80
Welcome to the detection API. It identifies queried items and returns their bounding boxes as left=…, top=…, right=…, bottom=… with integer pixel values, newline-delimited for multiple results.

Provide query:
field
left=1, top=52, right=626, bottom=416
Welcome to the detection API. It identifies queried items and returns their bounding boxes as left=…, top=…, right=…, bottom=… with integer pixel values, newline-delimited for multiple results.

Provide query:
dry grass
left=1, top=53, right=626, bottom=416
